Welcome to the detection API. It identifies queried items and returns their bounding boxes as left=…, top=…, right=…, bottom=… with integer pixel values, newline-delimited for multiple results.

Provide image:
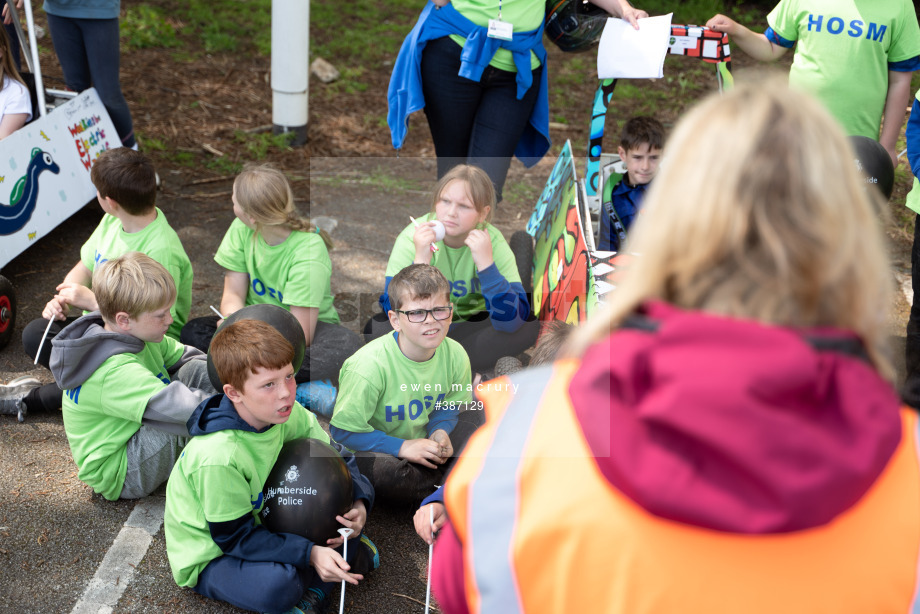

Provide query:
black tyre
left=510, top=230, right=534, bottom=293
left=0, top=275, right=16, bottom=351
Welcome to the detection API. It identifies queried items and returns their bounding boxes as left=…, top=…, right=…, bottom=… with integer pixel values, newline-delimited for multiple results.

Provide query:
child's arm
left=880, top=70, right=915, bottom=167
left=415, top=486, right=447, bottom=544
left=290, top=305, right=319, bottom=346
left=907, top=95, right=920, bottom=178
left=330, top=425, right=446, bottom=468
left=706, top=14, right=790, bottom=62
left=219, top=270, right=249, bottom=321
left=469, top=230, right=530, bottom=332
left=44, top=262, right=95, bottom=320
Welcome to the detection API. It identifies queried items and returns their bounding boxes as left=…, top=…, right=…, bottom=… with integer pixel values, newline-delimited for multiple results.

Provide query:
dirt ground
left=0, top=3, right=917, bottom=613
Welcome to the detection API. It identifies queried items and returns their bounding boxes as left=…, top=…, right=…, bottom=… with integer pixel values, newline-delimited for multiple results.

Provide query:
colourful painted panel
left=0, top=88, right=121, bottom=268
left=528, top=140, right=595, bottom=324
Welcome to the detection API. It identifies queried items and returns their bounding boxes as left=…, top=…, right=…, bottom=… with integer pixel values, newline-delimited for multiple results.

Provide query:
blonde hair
left=430, top=164, right=494, bottom=225
left=571, top=80, right=894, bottom=380
left=94, top=252, right=177, bottom=324
left=233, top=163, right=332, bottom=249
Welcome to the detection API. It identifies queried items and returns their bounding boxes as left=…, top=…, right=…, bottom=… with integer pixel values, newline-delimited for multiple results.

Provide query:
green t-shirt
left=214, top=218, right=339, bottom=324
left=768, top=0, right=920, bottom=139
left=164, top=403, right=328, bottom=588
left=61, top=334, right=188, bottom=501
left=385, top=212, right=522, bottom=321
left=330, top=332, right=472, bottom=442
left=449, top=0, right=543, bottom=72
left=80, top=209, right=193, bottom=340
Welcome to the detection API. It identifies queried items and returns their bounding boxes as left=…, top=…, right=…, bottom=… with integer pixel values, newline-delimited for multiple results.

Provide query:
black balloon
left=849, top=135, right=894, bottom=201
left=207, top=303, right=307, bottom=389
left=260, top=438, right=354, bottom=543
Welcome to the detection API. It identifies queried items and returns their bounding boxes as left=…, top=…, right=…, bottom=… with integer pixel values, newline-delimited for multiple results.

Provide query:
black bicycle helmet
left=545, top=0, right=609, bottom=53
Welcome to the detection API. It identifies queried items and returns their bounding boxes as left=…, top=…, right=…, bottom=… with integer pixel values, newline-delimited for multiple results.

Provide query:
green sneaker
left=297, top=588, right=329, bottom=613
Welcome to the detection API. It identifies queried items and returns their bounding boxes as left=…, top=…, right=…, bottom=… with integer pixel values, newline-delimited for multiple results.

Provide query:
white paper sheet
left=597, top=13, right=673, bottom=79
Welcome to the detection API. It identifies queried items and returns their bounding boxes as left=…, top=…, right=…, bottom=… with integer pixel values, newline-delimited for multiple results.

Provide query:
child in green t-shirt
left=48, top=252, right=215, bottom=501
left=332, top=264, right=482, bottom=505
left=6, top=147, right=193, bottom=421
left=366, top=164, right=540, bottom=376
left=179, top=163, right=362, bottom=414
left=706, top=1, right=920, bottom=166
left=165, top=318, right=377, bottom=614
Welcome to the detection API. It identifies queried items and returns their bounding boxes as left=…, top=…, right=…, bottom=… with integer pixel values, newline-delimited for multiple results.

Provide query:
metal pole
left=271, top=0, right=308, bottom=146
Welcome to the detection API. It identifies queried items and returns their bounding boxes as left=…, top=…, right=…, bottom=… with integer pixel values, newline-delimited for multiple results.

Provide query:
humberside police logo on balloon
left=259, top=438, right=354, bottom=543
left=262, top=467, right=319, bottom=510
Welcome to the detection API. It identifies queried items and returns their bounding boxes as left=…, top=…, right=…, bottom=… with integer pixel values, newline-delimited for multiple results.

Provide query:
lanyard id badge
left=488, top=18, right=513, bottom=40
left=487, top=0, right=513, bottom=40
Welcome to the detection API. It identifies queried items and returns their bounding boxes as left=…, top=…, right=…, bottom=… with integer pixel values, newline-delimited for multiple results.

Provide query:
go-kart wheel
left=0, top=275, right=16, bottom=351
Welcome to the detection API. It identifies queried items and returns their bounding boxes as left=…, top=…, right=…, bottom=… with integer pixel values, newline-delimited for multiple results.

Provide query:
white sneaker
left=0, top=376, right=42, bottom=422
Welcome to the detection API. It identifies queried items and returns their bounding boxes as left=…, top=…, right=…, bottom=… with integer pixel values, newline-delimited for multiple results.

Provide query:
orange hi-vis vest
left=444, top=361, right=920, bottom=614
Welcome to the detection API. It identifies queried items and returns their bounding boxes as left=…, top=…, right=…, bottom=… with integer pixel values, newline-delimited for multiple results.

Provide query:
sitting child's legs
left=356, top=406, right=484, bottom=505
left=449, top=317, right=540, bottom=372
left=362, top=311, right=393, bottom=344
left=355, top=452, right=443, bottom=506
left=121, top=426, right=184, bottom=499
left=194, top=556, right=305, bottom=614
left=22, top=316, right=77, bottom=368
left=298, top=321, right=363, bottom=384
left=194, top=534, right=375, bottom=613
left=179, top=314, right=220, bottom=353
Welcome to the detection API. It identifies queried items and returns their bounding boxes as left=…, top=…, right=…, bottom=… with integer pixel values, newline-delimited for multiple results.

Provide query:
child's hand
left=42, top=296, right=70, bottom=321
left=414, top=502, right=447, bottom=545
left=465, top=229, right=494, bottom=271
left=309, top=545, right=363, bottom=585
left=705, top=14, right=738, bottom=35
left=429, top=429, right=453, bottom=461
left=327, top=500, right=368, bottom=547
left=55, top=282, right=97, bottom=312
left=399, top=438, right=447, bottom=469
left=412, top=223, right=438, bottom=264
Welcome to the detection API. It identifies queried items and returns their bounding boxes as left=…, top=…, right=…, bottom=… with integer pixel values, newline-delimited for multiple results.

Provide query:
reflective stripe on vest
left=467, top=364, right=556, bottom=614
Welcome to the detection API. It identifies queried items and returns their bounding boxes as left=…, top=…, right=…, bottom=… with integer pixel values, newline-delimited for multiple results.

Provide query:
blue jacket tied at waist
left=387, top=1, right=550, bottom=166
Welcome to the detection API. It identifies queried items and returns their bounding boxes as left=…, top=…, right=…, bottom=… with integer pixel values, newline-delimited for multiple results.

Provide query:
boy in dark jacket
left=164, top=319, right=377, bottom=614
left=598, top=116, right=664, bottom=252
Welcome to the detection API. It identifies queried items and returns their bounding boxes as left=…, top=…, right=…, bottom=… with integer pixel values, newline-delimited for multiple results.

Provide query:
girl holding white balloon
left=369, top=164, right=538, bottom=374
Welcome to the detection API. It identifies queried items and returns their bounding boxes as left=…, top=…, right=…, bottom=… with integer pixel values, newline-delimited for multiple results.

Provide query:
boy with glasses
left=330, top=264, right=479, bottom=505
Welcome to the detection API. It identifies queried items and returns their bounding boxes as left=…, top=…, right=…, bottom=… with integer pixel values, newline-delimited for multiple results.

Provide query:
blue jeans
left=420, top=36, right=540, bottom=202
left=45, top=13, right=135, bottom=147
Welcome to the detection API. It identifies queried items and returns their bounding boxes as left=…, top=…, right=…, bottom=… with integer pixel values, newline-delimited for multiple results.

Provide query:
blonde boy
left=49, top=252, right=213, bottom=500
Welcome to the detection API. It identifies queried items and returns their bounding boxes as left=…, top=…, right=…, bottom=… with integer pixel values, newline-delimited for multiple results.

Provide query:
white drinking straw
left=409, top=215, right=440, bottom=253
left=34, top=317, right=56, bottom=365
left=338, top=527, right=354, bottom=614
left=425, top=505, right=434, bottom=614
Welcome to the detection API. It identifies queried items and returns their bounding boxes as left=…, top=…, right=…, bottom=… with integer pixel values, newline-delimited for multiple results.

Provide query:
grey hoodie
left=50, top=312, right=211, bottom=436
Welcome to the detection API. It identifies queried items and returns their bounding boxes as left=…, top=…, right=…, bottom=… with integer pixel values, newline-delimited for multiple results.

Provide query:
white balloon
left=431, top=220, right=446, bottom=242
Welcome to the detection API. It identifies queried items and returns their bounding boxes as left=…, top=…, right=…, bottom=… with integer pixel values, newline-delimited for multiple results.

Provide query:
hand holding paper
left=597, top=13, right=673, bottom=79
